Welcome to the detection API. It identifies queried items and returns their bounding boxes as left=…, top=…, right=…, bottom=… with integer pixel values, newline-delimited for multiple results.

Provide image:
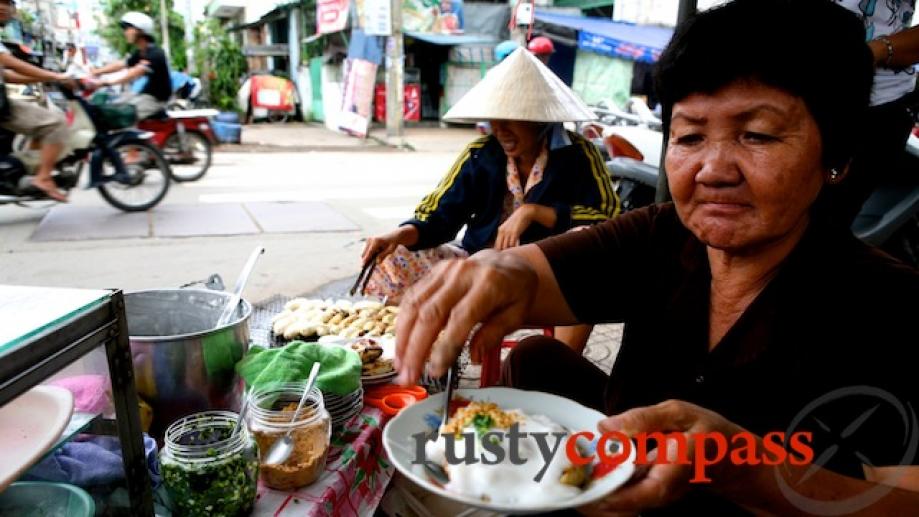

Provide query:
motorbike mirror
left=582, top=123, right=603, bottom=140
left=604, top=133, right=644, bottom=162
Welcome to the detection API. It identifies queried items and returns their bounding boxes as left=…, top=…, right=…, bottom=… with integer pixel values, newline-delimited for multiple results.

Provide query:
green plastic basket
left=0, top=481, right=95, bottom=517
left=97, top=103, right=137, bottom=131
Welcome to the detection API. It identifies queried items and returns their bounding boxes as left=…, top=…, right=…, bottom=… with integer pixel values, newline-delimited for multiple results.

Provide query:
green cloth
left=202, top=332, right=245, bottom=379
left=571, top=51, right=633, bottom=107
left=236, top=341, right=362, bottom=395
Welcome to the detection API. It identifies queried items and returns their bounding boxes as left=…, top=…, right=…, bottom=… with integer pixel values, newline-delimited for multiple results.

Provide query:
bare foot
left=30, top=177, right=68, bottom=202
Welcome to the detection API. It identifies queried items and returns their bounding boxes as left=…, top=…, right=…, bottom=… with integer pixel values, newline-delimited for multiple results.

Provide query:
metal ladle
left=215, top=245, right=265, bottom=328
left=263, top=362, right=321, bottom=465
left=230, top=390, right=251, bottom=438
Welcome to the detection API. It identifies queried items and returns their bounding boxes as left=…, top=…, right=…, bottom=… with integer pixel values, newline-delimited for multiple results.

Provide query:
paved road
left=0, top=147, right=466, bottom=302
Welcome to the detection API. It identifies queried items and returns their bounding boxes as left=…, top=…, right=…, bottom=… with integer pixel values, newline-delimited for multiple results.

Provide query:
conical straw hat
left=443, top=47, right=596, bottom=123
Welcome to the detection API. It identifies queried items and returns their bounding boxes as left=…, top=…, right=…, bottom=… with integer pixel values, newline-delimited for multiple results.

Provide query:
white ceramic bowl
left=383, top=387, right=636, bottom=514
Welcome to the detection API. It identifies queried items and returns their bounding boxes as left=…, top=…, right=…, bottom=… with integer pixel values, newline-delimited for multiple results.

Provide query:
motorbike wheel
left=268, top=111, right=289, bottom=123
left=97, top=139, right=171, bottom=212
left=164, top=131, right=213, bottom=182
left=882, top=215, right=919, bottom=268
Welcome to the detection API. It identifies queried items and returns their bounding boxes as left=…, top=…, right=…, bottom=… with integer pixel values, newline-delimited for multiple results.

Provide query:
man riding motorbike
left=0, top=0, right=73, bottom=201
left=62, top=43, right=90, bottom=76
left=89, top=12, right=170, bottom=121
left=527, top=36, right=554, bottom=65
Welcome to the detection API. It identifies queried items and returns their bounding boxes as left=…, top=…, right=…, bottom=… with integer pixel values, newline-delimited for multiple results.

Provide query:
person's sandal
left=29, top=178, right=68, bottom=202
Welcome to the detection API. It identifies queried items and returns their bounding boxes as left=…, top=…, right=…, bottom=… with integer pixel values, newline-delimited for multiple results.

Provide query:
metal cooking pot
left=125, top=289, right=250, bottom=439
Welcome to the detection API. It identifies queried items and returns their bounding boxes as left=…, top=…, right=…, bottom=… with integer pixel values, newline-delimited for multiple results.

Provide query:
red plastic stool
left=479, top=328, right=554, bottom=387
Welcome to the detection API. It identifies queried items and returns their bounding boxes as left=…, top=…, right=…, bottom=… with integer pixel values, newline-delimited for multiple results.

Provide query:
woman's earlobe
left=825, top=163, right=850, bottom=185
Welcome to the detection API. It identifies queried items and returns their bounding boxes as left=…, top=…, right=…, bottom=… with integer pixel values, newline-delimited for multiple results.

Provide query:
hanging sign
left=318, top=0, right=350, bottom=34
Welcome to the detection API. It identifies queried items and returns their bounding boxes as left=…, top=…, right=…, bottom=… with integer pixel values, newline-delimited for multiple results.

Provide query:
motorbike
left=237, top=72, right=299, bottom=124
left=852, top=134, right=919, bottom=265
left=0, top=83, right=171, bottom=212
left=137, top=108, right=219, bottom=183
left=581, top=98, right=664, bottom=167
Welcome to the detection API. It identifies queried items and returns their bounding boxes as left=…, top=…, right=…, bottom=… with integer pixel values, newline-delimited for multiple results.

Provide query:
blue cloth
left=494, top=40, right=519, bottom=61
left=347, top=28, right=385, bottom=65
left=402, top=131, right=617, bottom=253
left=132, top=70, right=194, bottom=95
left=534, top=10, right=673, bottom=63
left=24, top=435, right=162, bottom=489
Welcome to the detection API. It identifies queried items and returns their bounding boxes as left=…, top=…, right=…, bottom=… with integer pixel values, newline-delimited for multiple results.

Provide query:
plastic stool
left=479, top=328, right=554, bottom=387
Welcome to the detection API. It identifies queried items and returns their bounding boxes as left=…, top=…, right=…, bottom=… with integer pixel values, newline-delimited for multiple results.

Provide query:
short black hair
left=654, top=0, right=873, bottom=171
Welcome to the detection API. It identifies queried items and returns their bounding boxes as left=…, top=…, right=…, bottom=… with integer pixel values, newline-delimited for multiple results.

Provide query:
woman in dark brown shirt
left=394, top=0, right=919, bottom=514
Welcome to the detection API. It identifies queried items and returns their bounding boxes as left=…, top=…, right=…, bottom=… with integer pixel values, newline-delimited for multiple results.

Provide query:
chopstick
left=359, top=260, right=378, bottom=296
left=349, top=250, right=381, bottom=297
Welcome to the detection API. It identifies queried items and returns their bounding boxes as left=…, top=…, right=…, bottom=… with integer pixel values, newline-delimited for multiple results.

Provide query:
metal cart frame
left=0, top=290, right=153, bottom=515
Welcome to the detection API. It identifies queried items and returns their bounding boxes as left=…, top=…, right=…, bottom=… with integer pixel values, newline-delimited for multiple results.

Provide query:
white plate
left=328, top=396, right=364, bottom=415
left=317, top=335, right=351, bottom=346
left=0, top=385, right=74, bottom=491
left=326, top=396, right=363, bottom=411
left=383, top=387, right=636, bottom=515
left=323, top=388, right=363, bottom=408
left=332, top=404, right=363, bottom=427
left=362, top=371, right=398, bottom=385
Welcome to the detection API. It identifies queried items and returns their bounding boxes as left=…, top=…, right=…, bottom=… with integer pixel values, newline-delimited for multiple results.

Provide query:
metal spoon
left=416, top=365, right=456, bottom=485
left=215, top=245, right=265, bottom=327
left=262, top=362, right=321, bottom=465
left=439, top=365, right=457, bottom=431
left=230, top=390, right=251, bottom=438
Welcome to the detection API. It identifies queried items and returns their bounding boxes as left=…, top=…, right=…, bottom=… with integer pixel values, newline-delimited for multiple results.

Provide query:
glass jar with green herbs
left=161, top=411, right=259, bottom=517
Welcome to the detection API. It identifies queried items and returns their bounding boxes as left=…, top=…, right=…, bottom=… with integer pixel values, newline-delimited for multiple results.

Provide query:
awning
left=405, top=32, right=497, bottom=46
left=228, top=1, right=297, bottom=31
left=535, top=11, right=673, bottom=63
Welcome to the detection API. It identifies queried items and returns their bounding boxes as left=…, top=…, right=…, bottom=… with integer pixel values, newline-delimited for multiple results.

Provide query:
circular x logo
left=776, top=385, right=918, bottom=515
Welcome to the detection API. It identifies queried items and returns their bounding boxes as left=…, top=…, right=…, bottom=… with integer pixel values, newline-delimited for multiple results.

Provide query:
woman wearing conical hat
left=361, top=48, right=618, bottom=349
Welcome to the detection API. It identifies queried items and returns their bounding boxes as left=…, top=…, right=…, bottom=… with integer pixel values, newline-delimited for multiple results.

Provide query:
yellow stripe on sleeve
left=414, top=137, right=489, bottom=220
left=574, top=135, right=619, bottom=218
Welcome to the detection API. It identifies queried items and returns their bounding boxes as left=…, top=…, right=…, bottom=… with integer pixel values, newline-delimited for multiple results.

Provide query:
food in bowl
left=272, top=298, right=398, bottom=341
left=350, top=338, right=384, bottom=363
left=350, top=338, right=395, bottom=377
left=424, top=401, right=590, bottom=505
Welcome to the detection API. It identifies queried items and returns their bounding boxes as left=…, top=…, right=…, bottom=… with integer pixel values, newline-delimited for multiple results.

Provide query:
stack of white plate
left=362, top=369, right=397, bottom=386
left=323, top=387, right=364, bottom=428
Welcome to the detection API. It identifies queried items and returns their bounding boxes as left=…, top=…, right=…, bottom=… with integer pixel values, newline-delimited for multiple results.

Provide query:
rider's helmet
left=527, top=36, right=555, bottom=56
left=119, top=12, right=155, bottom=39
left=494, top=40, right=519, bottom=62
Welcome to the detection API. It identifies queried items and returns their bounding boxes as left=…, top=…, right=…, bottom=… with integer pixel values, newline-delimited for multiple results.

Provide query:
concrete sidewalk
left=238, top=122, right=478, bottom=153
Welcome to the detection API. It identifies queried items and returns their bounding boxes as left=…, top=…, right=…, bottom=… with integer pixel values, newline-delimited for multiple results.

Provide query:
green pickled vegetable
left=162, top=444, right=259, bottom=517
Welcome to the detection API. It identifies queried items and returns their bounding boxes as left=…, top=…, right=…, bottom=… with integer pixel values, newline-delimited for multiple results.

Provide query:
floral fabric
left=363, top=244, right=469, bottom=303
left=252, top=407, right=394, bottom=516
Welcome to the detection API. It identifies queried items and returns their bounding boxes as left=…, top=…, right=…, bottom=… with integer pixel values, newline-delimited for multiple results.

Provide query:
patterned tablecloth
left=253, top=406, right=394, bottom=516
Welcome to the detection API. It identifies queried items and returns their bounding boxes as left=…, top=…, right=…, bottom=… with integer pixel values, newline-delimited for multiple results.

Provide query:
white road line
left=361, top=206, right=415, bottom=220
left=198, top=185, right=428, bottom=204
